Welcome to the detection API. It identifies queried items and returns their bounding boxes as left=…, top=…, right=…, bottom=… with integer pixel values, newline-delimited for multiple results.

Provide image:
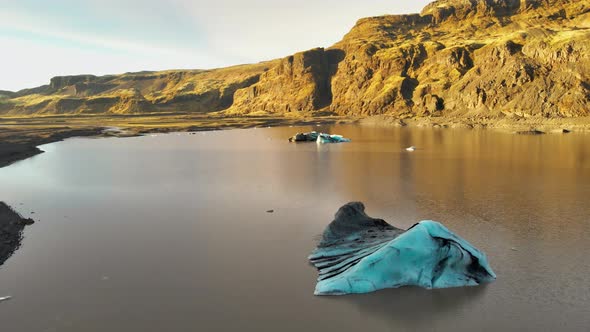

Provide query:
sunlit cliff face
left=2, top=0, right=587, bottom=120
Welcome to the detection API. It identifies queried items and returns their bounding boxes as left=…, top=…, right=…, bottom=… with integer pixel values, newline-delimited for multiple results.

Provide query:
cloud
left=0, top=6, right=206, bottom=58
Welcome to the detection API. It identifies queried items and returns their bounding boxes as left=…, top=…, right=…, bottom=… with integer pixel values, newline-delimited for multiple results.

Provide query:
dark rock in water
left=516, top=129, right=545, bottom=135
left=0, top=202, right=35, bottom=268
left=288, top=131, right=319, bottom=142
left=288, top=131, right=351, bottom=143
left=309, top=202, right=496, bottom=295
left=21, top=218, right=34, bottom=226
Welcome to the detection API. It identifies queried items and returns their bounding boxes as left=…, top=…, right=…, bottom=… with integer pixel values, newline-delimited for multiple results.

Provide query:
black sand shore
left=0, top=202, right=34, bottom=268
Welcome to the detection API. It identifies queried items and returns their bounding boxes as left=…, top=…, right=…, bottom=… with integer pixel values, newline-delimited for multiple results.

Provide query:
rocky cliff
left=1, top=0, right=588, bottom=120
left=228, top=0, right=589, bottom=119
left=0, top=63, right=274, bottom=115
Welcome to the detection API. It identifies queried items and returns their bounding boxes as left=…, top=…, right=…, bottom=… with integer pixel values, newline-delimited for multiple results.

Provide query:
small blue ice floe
left=316, top=133, right=351, bottom=144
left=309, top=202, right=496, bottom=295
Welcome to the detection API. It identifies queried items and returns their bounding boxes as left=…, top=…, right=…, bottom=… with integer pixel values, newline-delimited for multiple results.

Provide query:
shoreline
left=0, top=202, right=35, bottom=268
left=0, top=127, right=106, bottom=169
left=358, top=115, right=590, bottom=134
left=0, top=114, right=353, bottom=169
left=0, top=114, right=352, bottom=227
left=2, top=113, right=589, bottom=169
left=2, top=113, right=590, bottom=170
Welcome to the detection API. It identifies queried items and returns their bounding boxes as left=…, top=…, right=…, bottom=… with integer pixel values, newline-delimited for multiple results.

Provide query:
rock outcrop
left=1, top=0, right=588, bottom=120
left=0, top=202, right=34, bottom=268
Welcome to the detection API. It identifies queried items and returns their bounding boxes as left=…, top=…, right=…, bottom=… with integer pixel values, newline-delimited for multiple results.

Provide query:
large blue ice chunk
left=309, top=202, right=496, bottom=295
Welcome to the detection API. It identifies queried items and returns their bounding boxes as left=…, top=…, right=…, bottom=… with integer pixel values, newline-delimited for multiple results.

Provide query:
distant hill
left=2, top=0, right=588, bottom=120
left=0, top=90, right=15, bottom=99
left=0, top=64, right=274, bottom=115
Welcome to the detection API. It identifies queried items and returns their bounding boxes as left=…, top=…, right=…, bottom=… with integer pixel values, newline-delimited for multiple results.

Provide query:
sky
left=0, top=0, right=432, bottom=91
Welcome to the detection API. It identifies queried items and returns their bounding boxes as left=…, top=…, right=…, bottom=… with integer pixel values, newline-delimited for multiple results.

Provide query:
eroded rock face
left=50, top=75, right=98, bottom=91
left=230, top=0, right=589, bottom=119
left=0, top=202, right=34, bottom=268
left=227, top=48, right=344, bottom=114
left=309, top=202, right=496, bottom=295
left=1, top=63, right=274, bottom=115
left=421, top=0, right=524, bottom=22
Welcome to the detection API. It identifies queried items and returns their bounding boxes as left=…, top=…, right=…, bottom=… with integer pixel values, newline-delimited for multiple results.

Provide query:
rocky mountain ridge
left=228, top=0, right=589, bottom=119
left=2, top=0, right=588, bottom=121
left=0, top=64, right=274, bottom=115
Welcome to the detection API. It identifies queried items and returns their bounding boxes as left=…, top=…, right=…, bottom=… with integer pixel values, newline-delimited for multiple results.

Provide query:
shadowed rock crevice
left=227, top=48, right=345, bottom=114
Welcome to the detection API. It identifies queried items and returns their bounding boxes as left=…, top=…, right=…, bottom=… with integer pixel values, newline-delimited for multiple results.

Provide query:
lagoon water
left=0, top=125, right=589, bottom=331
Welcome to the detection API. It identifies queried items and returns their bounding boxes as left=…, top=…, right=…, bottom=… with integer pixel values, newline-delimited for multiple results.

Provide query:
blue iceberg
left=309, top=202, right=496, bottom=295
left=316, top=133, right=351, bottom=144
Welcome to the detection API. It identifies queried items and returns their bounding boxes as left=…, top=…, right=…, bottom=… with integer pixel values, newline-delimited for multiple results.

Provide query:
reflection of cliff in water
left=0, top=202, right=34, bottom=267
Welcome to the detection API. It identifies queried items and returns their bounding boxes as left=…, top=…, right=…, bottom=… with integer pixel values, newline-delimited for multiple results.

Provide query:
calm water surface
left=0, top=125, right=589, bottom=331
